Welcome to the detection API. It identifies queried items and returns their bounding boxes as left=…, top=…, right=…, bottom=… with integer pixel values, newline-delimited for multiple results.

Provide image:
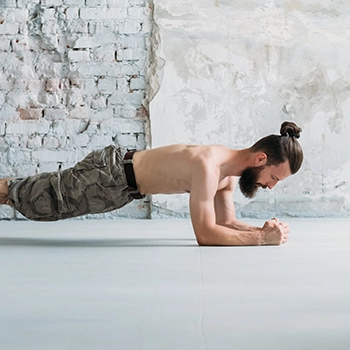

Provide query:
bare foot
left=0, top=179, right=10, bottom=205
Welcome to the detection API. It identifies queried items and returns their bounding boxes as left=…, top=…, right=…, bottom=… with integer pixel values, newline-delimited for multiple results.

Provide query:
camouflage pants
left=8, top=145, right=140, bottom=221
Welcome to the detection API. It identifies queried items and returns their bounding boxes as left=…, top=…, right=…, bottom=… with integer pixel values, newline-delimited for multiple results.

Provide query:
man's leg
left=6, top=145, right=135, bottom=221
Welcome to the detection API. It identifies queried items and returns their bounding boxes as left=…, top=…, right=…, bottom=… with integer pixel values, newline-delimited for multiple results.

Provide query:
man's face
left=239, top=161, right=291, bottom=198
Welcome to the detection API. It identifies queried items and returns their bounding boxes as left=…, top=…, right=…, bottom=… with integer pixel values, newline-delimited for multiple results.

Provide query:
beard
left=238, top=166, right=265, bottom=198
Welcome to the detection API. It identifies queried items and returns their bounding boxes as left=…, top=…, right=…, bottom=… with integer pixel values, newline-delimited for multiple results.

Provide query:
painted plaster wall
left=149, top=0, right=350, bottom=218
left=0, top=0, right=152, bottom=220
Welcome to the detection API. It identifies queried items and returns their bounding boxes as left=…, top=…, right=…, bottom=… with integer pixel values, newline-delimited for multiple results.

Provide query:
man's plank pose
left=0, top=121, right=303, bottom=246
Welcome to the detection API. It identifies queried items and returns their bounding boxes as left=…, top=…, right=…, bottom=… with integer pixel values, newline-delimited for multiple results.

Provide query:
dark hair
left=250, top=121, right=303, bottom=174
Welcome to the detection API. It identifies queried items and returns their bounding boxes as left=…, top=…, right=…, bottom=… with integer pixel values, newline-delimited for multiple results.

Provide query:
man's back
left=133, top=144, right=237, bottom=195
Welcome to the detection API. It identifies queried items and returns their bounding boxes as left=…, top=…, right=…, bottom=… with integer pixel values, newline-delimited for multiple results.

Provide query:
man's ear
left=254, top=152, right=267, bottom=166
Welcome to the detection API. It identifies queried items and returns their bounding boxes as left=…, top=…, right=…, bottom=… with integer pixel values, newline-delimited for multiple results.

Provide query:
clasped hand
left=261, top=218, right=289, bottom=245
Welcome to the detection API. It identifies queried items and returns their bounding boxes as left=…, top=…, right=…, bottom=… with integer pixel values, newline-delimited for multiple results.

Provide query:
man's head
left=239, top=121, right=303, bottom=198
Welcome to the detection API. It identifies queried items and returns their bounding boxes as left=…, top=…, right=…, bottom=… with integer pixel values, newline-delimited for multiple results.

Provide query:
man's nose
left=267, top=180, right=278, bottom=189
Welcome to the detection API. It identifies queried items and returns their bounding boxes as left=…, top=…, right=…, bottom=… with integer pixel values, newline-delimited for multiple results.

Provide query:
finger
left=280, top=225, right=289, bottom=234
left=279, top=223, right=289, bottom=233
left=282, top=234, right=289, bottom=243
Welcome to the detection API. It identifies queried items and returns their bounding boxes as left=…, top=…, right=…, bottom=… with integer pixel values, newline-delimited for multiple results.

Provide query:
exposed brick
left=0, top=0, right=16, bottom=7
left=0, top=163, right=14, bottom=177
left=117, top=48, right=140, bottom=61
left=100, top=118, right=144, bottom=134
left=0, top=104, right=19, bottom=121
left=92, top=45, right=116, bottom=62
left=4, top=9, right=28, bottom=23
left=97, top=77, right=117, bottom=92
left=130, top=77, right=145, bottom=90
left=87, top=0, right=126, bottom=6
left=41, top=0, right=63, bottom=5
left=127, top=7, right=145, bottom=19
left=0, top=122, right=5, bottom=136
left=0, top=79, right=13, bottom=92
left=0, top=0, right=150, bottom=220
left=116, top=105, right=137, bottom=119
left=73, top=36, right=96, bottom=49
left=41, top=22, right=58, bottom=34
left=65, top=7, right=79, bottom=20
left=42, top=135, right=61, bottom=149
left=90, top=108, right=113, bottom=122
left=11, top=37, right=29, bottom=51
left=45, top=79, right=60, bottom=93
left=91, top=96, right=107, bottom=109
left=69, top=106, right=91, bottom=120
left=19, top=109, right=43, bottom=120
left=80, top=7, right=126, bottom=20
left=71, top=62, right=106, bottom=76
left=6, top=120, right=50, bottom=135
left=27, top=134, right=43, bottom=149
left=68, top=133, right=90, bottom=147
left=66, top=20, right=89, bottom=34
left=38, top=162, right=60, bottom=173
left=0, top=91, right=5, bottom=106
left=89, top=133, right=113, bottom=147
left=41, top=9, right=56, bottom=22
left=108, top=90, right=144, bottom=106
left=7, top=148, right=31, bottom=163
left=118, top=20, right=141, bottom=34
left=128, top=0, right=146, bottom=5
left=0, top=39, right=11, bottom=51
left=68, top=49, right=90, bottom=62
left=74, top=32, right=119, bottom=49
left=32, top=150, right=76, bottom=163
left=51, top=119, right=88, bottom=135
left=0, top=23, right=18, bottom=35
left=63, top=0, right=84, bottom=5
left=106, top=0, right=127, bottom=6
left=44, top=109, right=67, bottom=120
left=115, top=132, right=145, bottom=150
left=115, top=132, right=137, bottom=147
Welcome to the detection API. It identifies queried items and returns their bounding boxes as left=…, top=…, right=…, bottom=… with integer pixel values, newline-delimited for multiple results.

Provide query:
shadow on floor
left=0, top=237, right=198, bottom=248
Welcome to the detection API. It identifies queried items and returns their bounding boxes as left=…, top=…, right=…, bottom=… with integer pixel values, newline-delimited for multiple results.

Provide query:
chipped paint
left=150, top=0, right=350, bottom=218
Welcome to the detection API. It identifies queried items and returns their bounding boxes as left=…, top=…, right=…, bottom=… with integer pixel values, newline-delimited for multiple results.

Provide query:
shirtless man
left=0, top=121, right=303, bottom=246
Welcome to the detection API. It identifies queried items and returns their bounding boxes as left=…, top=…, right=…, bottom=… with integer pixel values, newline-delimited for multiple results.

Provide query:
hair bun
left=280, top=121, right=302, bottom=139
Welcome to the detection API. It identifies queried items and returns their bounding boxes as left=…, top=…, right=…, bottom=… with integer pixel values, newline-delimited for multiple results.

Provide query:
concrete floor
left=0, top=218, right=350, bottom=350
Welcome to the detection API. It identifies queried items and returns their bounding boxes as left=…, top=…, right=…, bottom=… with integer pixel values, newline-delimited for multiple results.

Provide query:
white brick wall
left=0, top=0, right=153, bottom=220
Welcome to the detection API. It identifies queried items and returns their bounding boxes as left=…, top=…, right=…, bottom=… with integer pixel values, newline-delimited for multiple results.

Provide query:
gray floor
left=0, top=218, right=350, bottom=350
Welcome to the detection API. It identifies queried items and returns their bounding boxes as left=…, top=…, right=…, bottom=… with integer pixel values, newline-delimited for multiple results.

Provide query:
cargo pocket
left=93, top=147, right=108, bottom=168
left=50, top=171, right=73, bottom=214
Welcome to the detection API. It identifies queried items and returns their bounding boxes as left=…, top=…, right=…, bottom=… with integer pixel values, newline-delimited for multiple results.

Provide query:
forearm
left=195, top=223, right=263, bottom=246
left=219, top=219, right=261, bottom=232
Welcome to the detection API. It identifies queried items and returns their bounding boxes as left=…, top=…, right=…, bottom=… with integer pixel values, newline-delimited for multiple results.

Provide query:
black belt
left=123, top=151, right=145, bottom=199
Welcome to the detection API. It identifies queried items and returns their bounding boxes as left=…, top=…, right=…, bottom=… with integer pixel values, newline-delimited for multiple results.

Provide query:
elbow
left=195, top=230, right=214, bottom=246
left=196, top=236, right=209, bottom=246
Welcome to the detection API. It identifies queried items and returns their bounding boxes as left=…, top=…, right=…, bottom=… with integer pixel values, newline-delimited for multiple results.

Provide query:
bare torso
left=132, top=144, right=239, bottom=195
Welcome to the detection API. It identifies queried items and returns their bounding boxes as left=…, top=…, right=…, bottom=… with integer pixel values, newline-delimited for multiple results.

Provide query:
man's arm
left=189, top=161, right=288, bottom=246
left=213, top=176, right=262, bottom=232
left=214, top=177, right=290, bottom=242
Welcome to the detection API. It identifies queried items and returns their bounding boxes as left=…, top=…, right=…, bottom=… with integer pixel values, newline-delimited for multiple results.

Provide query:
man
left=0, top=121, right=303, bottom=246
